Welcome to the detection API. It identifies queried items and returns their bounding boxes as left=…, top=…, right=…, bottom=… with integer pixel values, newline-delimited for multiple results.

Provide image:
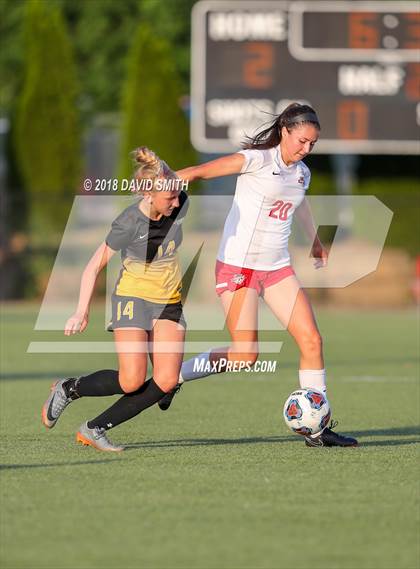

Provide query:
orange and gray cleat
left=42, top=379, right=73, bottom=429
left=76, top=422, right=124, bottom=452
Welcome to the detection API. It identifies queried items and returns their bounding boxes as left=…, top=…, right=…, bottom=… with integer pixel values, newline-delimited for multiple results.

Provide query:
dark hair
left=242, top=103, right=320, bottom=150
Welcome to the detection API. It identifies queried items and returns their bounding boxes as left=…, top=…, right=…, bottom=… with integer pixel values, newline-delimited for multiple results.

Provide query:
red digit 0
left=278, top=202, right=293, bottom=221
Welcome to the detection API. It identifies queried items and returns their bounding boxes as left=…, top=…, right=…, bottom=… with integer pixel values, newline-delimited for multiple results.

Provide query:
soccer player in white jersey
left=158, top=103, right=358, bottom=448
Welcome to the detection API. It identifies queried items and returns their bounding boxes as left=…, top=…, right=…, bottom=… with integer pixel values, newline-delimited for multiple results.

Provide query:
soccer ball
left=283, top=389, right=331, bottom=436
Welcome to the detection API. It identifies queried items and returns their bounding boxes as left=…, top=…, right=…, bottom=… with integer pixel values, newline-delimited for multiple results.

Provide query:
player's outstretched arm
left=64, top=242, right=115, bottom=335
left=176, top=153, right=245, bottom=182
left=295, top=198, right=328, bottom=268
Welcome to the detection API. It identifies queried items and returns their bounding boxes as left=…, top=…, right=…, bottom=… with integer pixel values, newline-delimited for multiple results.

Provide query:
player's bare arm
left=64, top=242, right=115, bottom=335
left=176, top=152, right=245, bottom=182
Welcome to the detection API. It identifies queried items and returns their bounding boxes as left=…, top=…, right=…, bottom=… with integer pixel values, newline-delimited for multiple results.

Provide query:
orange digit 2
left=243, top=43, right=274, bottom=89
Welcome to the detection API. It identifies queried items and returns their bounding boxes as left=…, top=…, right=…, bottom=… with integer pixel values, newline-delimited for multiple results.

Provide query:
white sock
left=180, top=350, right=212, bottom=382
left=299, top=369, right=327, bottom=396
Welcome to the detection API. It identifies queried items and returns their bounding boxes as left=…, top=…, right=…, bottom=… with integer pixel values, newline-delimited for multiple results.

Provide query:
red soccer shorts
left=215, top=260, right=295, bottom=297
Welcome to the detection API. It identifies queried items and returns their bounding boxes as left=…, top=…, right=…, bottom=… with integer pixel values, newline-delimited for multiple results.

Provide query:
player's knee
left=300, top=331, right=323, bottom=357
left=153, top=373, right=178, bottom=393
left=118, top=371, right=145, bottom=393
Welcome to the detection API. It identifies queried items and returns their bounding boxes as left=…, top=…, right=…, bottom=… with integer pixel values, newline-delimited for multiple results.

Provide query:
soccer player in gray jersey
left=41, top=148, right=189, bottom=452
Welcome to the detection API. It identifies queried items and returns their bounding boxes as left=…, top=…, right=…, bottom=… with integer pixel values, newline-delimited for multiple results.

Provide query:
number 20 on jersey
left=269, top=201, right=293, bottom=220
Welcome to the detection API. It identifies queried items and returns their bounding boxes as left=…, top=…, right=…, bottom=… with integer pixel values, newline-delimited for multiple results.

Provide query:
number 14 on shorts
left=117, top=300, right=134, bottom=321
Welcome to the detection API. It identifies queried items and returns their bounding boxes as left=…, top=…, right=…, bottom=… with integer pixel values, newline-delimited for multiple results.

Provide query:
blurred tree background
left=0, top=0, right=418, bottom=300
left=0, top=0, right=197, bottom=298
left=0, top=0, right=195, bottom=118
left=118, top=22, right=196, bottom=180
left=15, top=0, right=82, bottom=231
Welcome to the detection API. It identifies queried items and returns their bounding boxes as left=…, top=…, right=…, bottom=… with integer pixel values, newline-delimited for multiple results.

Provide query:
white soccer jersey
left=217, top=147, right=311, bottom=270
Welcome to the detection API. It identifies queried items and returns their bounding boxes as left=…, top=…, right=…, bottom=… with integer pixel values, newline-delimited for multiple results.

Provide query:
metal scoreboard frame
left=191, top=0, right=420, bottom=154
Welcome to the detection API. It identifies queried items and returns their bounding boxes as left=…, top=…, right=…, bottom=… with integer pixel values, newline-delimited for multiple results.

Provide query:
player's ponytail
left=242, top=103, right=320, bottom=150
left=131, top=146, right=176, bottom=184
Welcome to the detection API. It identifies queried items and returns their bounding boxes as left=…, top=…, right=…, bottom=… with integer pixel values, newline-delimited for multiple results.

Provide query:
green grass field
left=0, top=303, right=419, bottom=569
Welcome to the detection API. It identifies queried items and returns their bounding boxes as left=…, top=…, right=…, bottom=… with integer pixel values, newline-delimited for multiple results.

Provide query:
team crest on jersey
left=297, top=176, right=305, bottom=185
left=304, top=390, right=326, bottom=410
left=285, top=399, right=303, bottom=421
left=231, top=273, right=245, bottom=285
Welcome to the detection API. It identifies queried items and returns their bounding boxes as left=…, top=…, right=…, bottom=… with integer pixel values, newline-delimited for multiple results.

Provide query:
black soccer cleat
left=158, top=383, right=183, bottom=411
left=304, top=421, right=358, bottom=448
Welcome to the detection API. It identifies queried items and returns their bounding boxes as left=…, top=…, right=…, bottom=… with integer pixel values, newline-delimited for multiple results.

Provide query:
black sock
left=64, top=370, right=124, bottom=399
left=87, top=378, right=165, bottom=430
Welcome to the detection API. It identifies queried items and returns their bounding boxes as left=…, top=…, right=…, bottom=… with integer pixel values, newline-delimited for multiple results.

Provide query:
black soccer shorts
left=108, top=294, right=186, bottom=331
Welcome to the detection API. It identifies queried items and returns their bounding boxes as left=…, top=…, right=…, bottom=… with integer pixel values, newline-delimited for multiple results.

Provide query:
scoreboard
left=191, top=1, right=420, bottom=154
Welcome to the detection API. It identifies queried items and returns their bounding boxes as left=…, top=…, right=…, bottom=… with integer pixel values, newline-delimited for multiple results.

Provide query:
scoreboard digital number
left=191, top=1, right=420, bottom=154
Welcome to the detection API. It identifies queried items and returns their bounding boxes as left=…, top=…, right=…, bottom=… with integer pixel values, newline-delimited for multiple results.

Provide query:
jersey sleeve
left=301, top=162, right=311, bottom=191
left=237, top=149, right=265, bottom=174
left=105, top=209, right=137, bottom=251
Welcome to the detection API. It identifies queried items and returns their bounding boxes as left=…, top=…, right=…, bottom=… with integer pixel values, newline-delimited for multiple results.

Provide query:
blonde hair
left=131, top=147, right=176, bottom=185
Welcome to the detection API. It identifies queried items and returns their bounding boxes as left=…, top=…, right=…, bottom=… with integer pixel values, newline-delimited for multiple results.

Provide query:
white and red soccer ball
left=283, top=389, right=331, bottom=436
